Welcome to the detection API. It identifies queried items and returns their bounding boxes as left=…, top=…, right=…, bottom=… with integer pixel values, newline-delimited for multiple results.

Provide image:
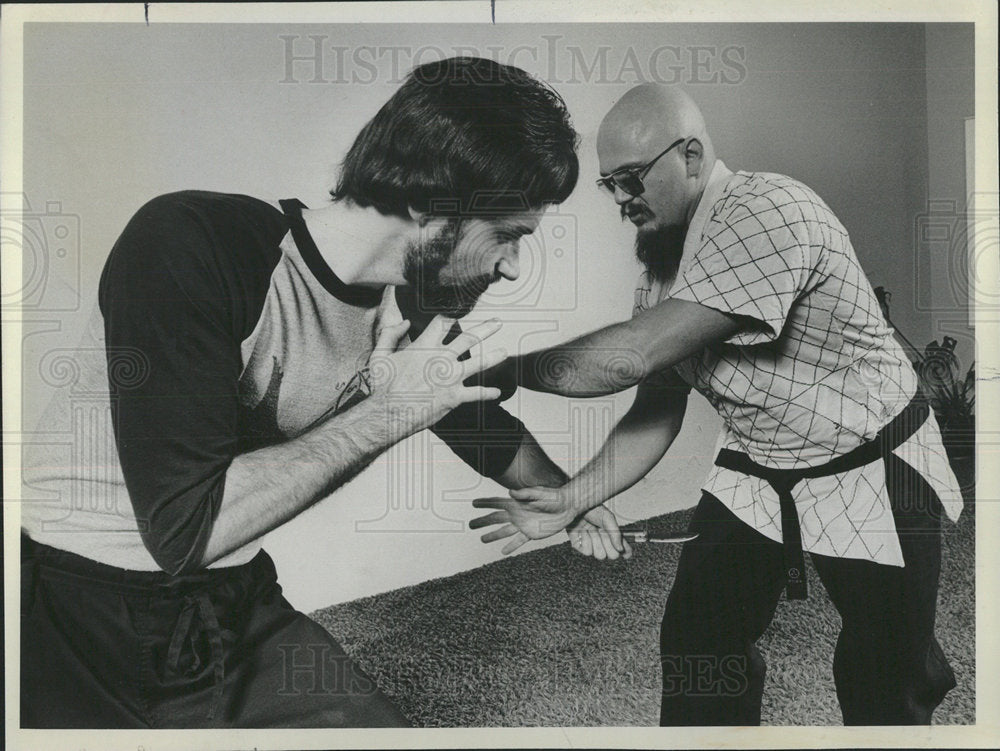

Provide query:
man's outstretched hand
left=470, top=487, right=632, bottom=559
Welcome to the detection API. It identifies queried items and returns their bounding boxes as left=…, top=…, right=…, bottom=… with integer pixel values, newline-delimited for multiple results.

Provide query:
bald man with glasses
left=472, top=84, right=964, bottom=726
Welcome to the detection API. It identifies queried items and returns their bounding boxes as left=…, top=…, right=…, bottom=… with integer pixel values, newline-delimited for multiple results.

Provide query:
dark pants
left=20, top=536, right=410, bottom=728
left=659, top=453, right=956, bottom=726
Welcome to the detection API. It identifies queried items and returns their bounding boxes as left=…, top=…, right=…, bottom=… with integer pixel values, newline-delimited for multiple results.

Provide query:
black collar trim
left=279, top=198, right=384, bottom=308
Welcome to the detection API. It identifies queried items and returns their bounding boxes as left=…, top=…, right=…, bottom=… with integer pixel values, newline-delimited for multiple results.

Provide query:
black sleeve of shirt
left=99, top=192, right=283, bottom=574
left=394, top=286, right=526, bottom=479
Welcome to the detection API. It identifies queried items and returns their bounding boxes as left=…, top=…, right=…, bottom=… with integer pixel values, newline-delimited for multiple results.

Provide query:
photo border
left=3, top=2, right=997, bottom=749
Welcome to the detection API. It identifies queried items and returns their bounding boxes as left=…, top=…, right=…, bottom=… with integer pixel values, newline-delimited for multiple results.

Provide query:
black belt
left=714, top=392, right=929, bottom=600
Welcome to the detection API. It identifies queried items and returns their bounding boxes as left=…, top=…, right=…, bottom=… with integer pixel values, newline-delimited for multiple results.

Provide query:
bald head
left=597, top=84, right=714, bottom=168
left=596, top=85, right=717, bottom=243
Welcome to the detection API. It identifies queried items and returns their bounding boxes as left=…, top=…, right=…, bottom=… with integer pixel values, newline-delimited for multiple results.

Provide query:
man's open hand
left=470, top=486, right=631, bottom=559
left=368, top=315, right=506, bottom=435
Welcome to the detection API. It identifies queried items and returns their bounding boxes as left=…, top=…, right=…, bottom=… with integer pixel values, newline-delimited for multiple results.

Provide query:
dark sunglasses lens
left=598, top=173, right=644, bottom=196
left=616, top=174, right=644, bottom=196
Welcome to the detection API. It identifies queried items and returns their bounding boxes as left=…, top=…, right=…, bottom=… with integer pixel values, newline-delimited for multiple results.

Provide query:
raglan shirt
left=632, top=162, right=963, bottom=566
left=21, top=191, right=526, bottom=575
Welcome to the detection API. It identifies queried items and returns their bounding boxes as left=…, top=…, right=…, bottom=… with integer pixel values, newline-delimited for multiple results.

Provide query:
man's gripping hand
left=368, top=315, right=507, bottom=435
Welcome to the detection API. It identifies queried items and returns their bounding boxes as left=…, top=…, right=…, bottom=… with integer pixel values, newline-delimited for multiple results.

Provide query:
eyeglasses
left=595, top=137, right=687, bottom=197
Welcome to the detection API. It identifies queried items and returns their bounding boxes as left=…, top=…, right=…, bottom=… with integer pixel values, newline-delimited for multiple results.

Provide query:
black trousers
left=20, top=536, right=410, bottom=728
left=659, top=452, right=956, bottom=726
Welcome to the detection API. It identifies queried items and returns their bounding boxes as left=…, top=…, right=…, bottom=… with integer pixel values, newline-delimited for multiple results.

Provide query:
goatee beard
left=634, top=224, right=686, bottom=284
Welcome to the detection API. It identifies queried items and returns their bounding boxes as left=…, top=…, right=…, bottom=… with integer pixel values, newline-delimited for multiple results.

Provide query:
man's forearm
left=514, top=298, right=743, bottom=396
left=201, top=394, right=409, bottom=566
left=561, top=392, right=687, bottom=514
left=514, top=326, right=646, bottom=396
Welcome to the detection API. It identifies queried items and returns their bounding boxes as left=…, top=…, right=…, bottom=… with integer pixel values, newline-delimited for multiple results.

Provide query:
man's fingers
left=587, top=506, right=625, bottom=554
left=479, top=524, right=527, bottom=542
left=373, top=319, right=411, bottom=353
left=448, top=318, right=502, bottom=355
left=588, top=529, right=608, bottom=560
left=597, top=529, right=620, bottom=560
left=413, top=315, right=455, bottom=345
left=471, top=497, right=508, bottom=512
left=456, top=386, right=503, bottom=405
left=468, top=510, right=508, bottom=530
left=508, top=486, right=562, bottom=506
left=509, top=487, right=547, bottom=501
left=568, top=528, right=585, bottom=555
left=599, top=509, right=625, bottom=554
left=580, top=529, right=597, bottom=558
left=622, top=537, right=633, bottom=559
left=461, top=347, right=508, bottom=381
left=480, top=525, right=519, bottom=543
left=501, top=532, right=528, bottom=555
left=569, top=516, right=630, bottom=561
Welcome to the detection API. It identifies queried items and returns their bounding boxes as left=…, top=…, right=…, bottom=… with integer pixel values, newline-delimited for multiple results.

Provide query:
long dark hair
left=331, top=56, right=579, bottom=217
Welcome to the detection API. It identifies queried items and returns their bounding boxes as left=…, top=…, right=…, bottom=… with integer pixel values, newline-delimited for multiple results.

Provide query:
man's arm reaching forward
left=509, top=298, right=744, bottom=397
left=471, top=372, right=690, bottom=557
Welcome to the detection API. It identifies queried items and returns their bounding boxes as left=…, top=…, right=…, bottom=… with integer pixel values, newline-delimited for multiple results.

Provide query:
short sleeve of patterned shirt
left=636, top=166, right=963, bottom=565
left=632, top=271, right=694, bottom=396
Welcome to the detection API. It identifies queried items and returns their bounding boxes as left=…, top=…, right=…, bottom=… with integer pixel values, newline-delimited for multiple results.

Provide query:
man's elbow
left=136, top=482, right=224, bottom=576
left=140, top=522, right=212, bottom=576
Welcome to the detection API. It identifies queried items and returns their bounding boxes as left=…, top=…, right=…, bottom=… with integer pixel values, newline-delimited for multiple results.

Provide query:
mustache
left=620, top=202, right=648, bottom=222
left=461, top=271, right=499, bottom=300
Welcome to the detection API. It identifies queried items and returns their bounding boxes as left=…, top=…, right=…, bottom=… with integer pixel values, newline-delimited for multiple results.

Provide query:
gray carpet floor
left=310, top=503, right=975, bottom=726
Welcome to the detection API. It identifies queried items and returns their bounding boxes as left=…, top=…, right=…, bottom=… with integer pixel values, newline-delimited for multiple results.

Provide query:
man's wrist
left=559, top=481, right=605, bottom=518
left=554, top=485, right=584, bottom=520
left=335, top=391, right=424, bottom=450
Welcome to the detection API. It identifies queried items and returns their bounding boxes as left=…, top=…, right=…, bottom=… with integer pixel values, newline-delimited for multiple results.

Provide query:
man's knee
left=833, top=631, right=956, bottom=725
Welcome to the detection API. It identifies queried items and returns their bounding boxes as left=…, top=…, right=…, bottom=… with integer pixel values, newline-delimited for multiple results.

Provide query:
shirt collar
left=279, top=198, right=385, bottom=308
left=678, top=159, right=734, bottom=278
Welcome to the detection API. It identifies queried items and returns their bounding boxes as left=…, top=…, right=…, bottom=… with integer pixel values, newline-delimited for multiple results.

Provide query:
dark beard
left=634, top=224, right=686, bottom=284
left=403, top=219, right=497, bottom=319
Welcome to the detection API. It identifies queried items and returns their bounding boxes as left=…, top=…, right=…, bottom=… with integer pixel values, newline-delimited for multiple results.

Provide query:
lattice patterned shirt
left=633, top=161, right=963, bottom=565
